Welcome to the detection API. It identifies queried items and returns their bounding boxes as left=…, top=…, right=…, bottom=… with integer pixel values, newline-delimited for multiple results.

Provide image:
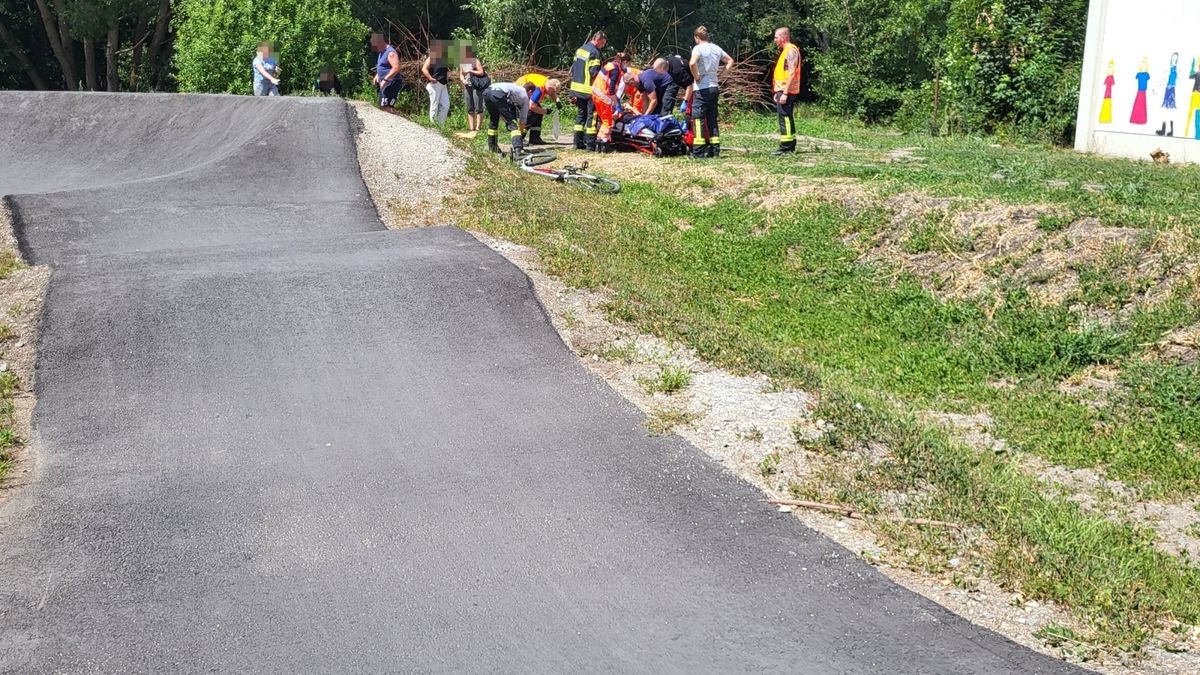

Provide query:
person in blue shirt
left=370, top=34, right=404, bottom=114
left=638, top=59, right=673, bottom=115
left=252, top=42, right=280, bottom=96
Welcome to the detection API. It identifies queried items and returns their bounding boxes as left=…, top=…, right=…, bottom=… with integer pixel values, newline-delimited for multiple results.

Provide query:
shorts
left=465, top=85, right=485, bottom=114
left=379, top=79, right=403, bottom=108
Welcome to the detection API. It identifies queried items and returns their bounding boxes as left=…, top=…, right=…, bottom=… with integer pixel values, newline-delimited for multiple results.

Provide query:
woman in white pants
left=421, top=41, right=450, bottom=125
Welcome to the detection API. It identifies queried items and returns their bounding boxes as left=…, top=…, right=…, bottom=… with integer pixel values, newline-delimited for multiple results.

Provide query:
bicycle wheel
left=566, top=174, right=621, bottom=194
left=521, top=152, right=557, bottom=167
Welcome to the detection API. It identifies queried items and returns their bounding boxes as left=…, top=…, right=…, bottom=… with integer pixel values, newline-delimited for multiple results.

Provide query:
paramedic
left=688, top=26, right=733, bottom=159
left=591, top=53, right=634, bottom=153
left=772, top=27, right=803, bottom=155
left=569, top=31, right=607, bottom=150
left=660, top=54, right=694, bottom=116
left=625, top=67, right=648, bottom=114
left=638, top=59, right=673, bottom=115
left=484, top=81, right=532, bottom=157
left=515, top=73, right=561, bottom=145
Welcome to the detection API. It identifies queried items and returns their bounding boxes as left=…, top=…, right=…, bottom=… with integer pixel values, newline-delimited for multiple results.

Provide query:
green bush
left=174, top=0, right=369, bottom=95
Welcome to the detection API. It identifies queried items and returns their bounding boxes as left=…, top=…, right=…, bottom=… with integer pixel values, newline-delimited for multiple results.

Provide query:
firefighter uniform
left=570, top=41, right=603, bottom=149
left=591, top=61, right=627, bottom=150
left=515, top=73, right=552, bottom=145
left=773, top=41, right=803, bottom=154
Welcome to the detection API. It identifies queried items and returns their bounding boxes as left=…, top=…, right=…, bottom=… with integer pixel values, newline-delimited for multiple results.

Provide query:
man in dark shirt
left=661, top=54, right=695, bottom=115
left=638, top=59, right=673, bottom=115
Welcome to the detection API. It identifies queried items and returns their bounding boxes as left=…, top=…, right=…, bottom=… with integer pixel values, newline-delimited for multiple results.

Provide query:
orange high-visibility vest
left=626, top=67, right=647, bottom=113
left=773, top=43, right=802, bottom=95
left=591, top=61, right=625, bottom=103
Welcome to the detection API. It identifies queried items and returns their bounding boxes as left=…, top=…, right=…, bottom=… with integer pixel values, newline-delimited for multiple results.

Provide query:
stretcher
left=609, top=112, right=692, bottom=157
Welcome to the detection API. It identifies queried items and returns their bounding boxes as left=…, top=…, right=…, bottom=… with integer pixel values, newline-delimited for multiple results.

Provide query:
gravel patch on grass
left=348, top=101, right=465, bottom=227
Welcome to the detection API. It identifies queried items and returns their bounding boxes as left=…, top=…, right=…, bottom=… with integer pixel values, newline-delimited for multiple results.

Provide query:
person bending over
left=484, top=81, right=532, bottom=158
left=591, top=53, right=634, bottom=153
left=515, top=74, right=561, bottom=145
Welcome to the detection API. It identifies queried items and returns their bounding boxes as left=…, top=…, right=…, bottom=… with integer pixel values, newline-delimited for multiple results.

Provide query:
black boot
left=709, top=144, right=721, bottom=158
left=772, top=142, right=796, bottom=157
left=528, top=131, right=543, bottom=146
left=584, top=134, right=597, bottom=152
left=573, top=130, right=586, bottom=150
left=487, top=136, right=501, bottom=154
left=1157, top=122, right=1167, bottom=136
left=1169, top=121, right=1175, bottom=137
left=596, top=142, right=613, bottom=154
left=690, top=145, right=709, bottom=160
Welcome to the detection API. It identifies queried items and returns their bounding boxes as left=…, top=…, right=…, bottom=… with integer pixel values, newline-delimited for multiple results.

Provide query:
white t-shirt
left=691, top=42, right=729, bottom=90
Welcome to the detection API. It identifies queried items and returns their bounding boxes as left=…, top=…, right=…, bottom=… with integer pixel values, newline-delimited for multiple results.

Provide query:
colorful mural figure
left=1164, top=52, right=1179, bottom=108
left=1130, top=57, right=1150, bottom=124
left=1100, top=60, right=1115, bottom=123
left=1190, top=57, right=1200, bottom=139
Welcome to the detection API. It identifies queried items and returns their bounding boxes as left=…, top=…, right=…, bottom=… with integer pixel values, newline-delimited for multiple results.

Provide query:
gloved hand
left=614, top=102, right=622, bottom=115
left=678, top=100, right=688, bottom=113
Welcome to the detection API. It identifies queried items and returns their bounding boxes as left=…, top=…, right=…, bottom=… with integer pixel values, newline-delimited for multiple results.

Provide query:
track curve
left=0, top=91, right=1079, bottom=673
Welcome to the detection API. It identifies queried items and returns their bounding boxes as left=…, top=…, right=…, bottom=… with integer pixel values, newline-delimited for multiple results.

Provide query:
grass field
left=444, top=105, right=1200, bottom=655
left=0, top=250, right=25, bottom=480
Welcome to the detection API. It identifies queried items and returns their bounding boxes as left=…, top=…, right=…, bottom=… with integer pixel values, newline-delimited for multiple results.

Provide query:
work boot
left=584, top=134, right=597, bottom=152
left=771, top=143, right=796, bottom=157
left=487, top=137, right=501, bottom=154
left=573, top=130, right=586, bottom=150
left=527, top=131, right=544, bottom=146
left=596, top=142, right=613, bottom=154
left=689, top=146, right=709, bottom=160
left=709, top=145, right=720, bottom=159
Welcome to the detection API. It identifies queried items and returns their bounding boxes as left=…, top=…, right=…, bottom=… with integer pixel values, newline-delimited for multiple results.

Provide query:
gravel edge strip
left=0, top=199, right=50, bottom=494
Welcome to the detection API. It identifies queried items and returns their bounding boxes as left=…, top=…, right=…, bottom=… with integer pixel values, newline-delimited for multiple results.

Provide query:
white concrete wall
left=1074, top=0, right=1200, bottom=163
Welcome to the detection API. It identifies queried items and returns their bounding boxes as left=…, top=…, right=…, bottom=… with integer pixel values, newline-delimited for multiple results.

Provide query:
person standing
left=459, top=45, right=488, bottom=134
left=771, top=27, right=803, bottom=155
left=421, top=41, right=451, bottom=126
left=371, top=33, right=403, bottom=115
left=252, top=42, right=280, bottom=96
left=660, top=54, right=694, bottom=117
left=688, top=26, right=733, bottom=159
left=515, top=73, right=561, bottom=145
left=638, top=59, right=673, bottom=115
left=484, top=81, right=531, bottom=158
left=569, top=31, right=607, bottom=150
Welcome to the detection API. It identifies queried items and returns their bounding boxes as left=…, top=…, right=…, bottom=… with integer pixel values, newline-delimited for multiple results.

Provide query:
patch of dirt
left=856, top=194, right=1198, bottom=314
left=567, top=150, right=872, bottom=211
left=1151, top=323, right=1200, bottom=364
left=0, top=202, right=50, bottom=493
left=348, top=101, right=466, bottom=227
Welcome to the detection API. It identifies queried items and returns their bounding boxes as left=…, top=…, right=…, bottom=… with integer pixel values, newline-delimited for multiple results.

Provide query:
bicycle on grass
left=516, top=152, right=621, bottom=194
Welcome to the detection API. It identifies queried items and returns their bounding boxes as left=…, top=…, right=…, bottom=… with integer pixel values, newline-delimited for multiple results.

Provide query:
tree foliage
left=173, top=0, right=367, bottom=94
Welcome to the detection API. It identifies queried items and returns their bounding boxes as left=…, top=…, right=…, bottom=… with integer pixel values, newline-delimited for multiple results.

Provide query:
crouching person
left=484, top=81, right=532, bottom=158
left=514, top=74, right=561, bottom=146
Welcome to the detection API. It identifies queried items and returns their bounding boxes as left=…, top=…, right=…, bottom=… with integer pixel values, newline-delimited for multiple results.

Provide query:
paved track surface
left=0, top=92, right=1079, bottom=673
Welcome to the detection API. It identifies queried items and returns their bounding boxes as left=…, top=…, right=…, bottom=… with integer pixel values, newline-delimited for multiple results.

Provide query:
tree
left=173, top=0, right=368, bottom=95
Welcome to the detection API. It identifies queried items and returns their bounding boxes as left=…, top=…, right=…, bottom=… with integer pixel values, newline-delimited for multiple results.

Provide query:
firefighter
left=569, top=31, right=607, bottom=150
left=772, top=27, right=803, bottom=156
left=591, top=53, right=635, bottom=153
left=514, top=73, right=561, bottom=146
left=688, top=26, right=734, bottom=159
left=484, top=81, right=531, bottom=158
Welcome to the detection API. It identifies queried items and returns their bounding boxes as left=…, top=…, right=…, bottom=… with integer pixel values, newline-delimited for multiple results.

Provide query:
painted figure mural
left=1130, top=57, right=1150, bottom=124
left=1190, top=56, right=1200, bottom=139
left=1100, top=60, right=1115, bottom=123
left=1164, top=52, right=1179, bottom=108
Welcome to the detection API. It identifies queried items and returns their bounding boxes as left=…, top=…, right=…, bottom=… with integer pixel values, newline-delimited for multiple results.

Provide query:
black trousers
left=660, top=83, right=680, bottom=116
left=526, top=110, right=545, bottom=139
left=776, top=94, right=796, bottom=148
left=691, top=87, right=720, bottom=154
left=571, top=93, right=595, bottom=143
left=485, top=89, right=523, bottom=152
